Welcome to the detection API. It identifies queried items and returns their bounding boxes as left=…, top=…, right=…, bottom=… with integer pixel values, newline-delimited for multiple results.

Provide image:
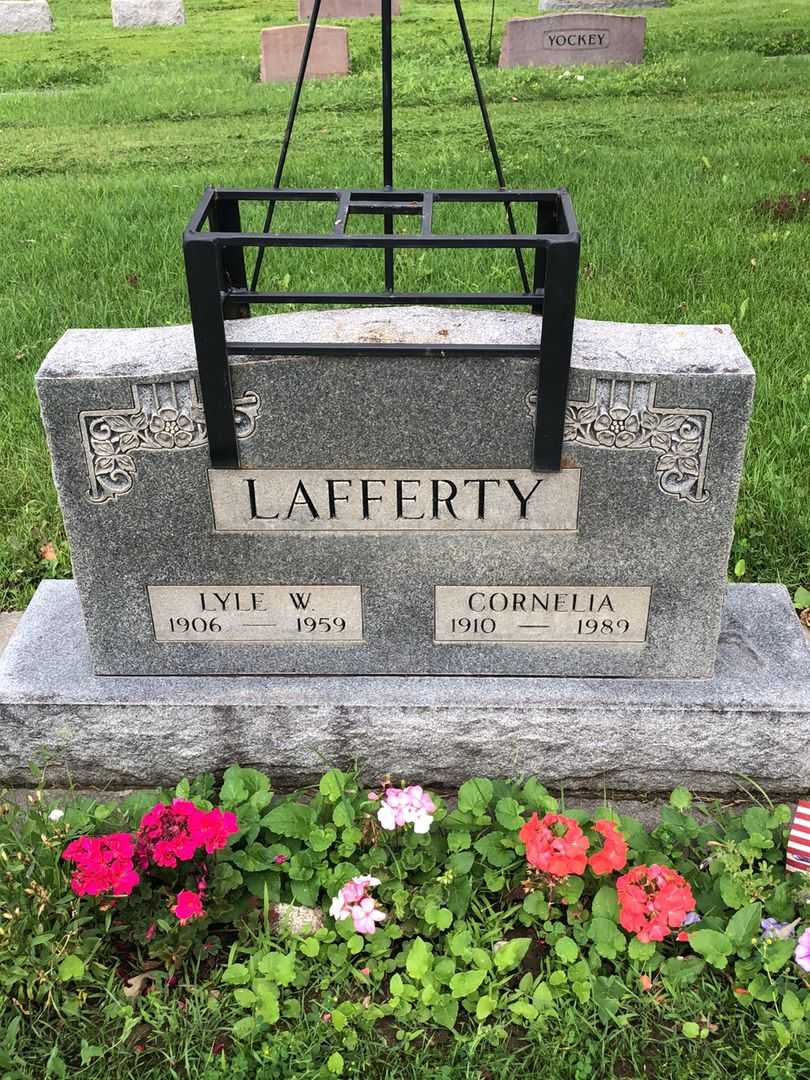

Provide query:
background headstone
left=260, top=25, right=350, bottom=83
left=111, top=0, right=185, bottom=29
left=540, top=0, right=666, bottom=10
left=0, top=1, right=53, bottom=33
left=299, top=0, right=400, bottom=17
left=500, top=13, right=645, bottom=68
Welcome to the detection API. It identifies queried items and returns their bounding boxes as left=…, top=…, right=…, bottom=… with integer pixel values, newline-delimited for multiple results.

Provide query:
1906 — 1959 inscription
left=209, top=468, right=581, bottom=533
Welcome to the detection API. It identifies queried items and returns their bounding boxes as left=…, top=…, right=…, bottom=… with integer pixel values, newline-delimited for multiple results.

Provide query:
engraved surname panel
left=434, top=586, right=651, bottom=644
left=149, top=585, right=364, bottom=643
left=209, top=468, right=581, bottom=533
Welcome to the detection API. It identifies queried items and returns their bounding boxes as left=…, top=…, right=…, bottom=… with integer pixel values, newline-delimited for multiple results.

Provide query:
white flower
left=48, top=809, right=64, bottom=822
left=575, top=74, right=585, bottom=82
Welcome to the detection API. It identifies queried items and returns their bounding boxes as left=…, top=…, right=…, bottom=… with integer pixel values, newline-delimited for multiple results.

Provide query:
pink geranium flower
left=377, top=785, right=436, bottom=834
left=795, top=927, right=810, bottom=972
left=329, top=876, right=386, bottom=935
left=62, top=833, right=140, bottom=897
left=172, top=889, right=205, bottom=924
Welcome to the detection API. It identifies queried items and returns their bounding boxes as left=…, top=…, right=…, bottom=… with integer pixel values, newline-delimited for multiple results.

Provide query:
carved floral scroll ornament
left=527, top=377, right=713, bottom=504
left=80, top=379, right=260, bottom=503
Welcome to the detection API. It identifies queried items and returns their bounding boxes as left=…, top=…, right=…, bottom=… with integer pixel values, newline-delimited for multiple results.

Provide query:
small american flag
left=787, top=801, right=810, bottom=873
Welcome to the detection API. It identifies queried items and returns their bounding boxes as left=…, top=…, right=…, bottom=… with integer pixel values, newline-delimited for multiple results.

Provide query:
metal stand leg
left=250, top=0, right=324, bottom=293
left=211, top=196, right=250, bottom=320
left=382, top=0, right=395, bottom=291
left=184, top=238, right=239, bottom=468
left=534, top=239, right=579, bottom=471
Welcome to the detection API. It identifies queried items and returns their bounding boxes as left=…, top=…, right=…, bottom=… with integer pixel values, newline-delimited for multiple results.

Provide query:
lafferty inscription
left=434, top=586, right=651, bottom=644
left=544, top=29, right=610, bottom=49
left=209, top=468, right=581, bottom=533
left=148, top=585, right=364, bottom=643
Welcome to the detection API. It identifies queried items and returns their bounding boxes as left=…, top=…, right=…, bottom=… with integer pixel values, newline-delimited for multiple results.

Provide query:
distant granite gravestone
left=299, top=0, right=400, bottom=17
left=260, top=25, right=350, bottom=83
left=0, top=1, right=53, bottom=33
left=500, top=13, right=645, bottom=68
left=540, top=0, right=666, bottom=10
left=111, top=0, right=185, bottom=28
left=34, top=308, right=753, bottom=680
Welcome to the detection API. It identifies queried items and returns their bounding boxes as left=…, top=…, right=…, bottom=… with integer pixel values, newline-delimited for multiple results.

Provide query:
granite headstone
left=299, top=0, right=400, bottom=17
left=36, top=307, right=753, bottom=679
left=0, top=0, right=53, bottom=33
left=500, top=14, right=645, bottom=68
left=260, top=25, right=350, bottom=83
left=111, top=0, right=185, bottom=29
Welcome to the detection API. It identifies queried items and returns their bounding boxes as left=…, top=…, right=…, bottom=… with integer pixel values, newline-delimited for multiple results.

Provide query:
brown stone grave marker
left=499, top=13, right=645, bottom=69
left=260, top=24, right=350, bottom=84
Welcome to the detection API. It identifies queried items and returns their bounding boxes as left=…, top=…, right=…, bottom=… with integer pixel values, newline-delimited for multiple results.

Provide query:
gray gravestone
left=500, top=14, right=646, bottom=68
left=36, top=307, right=753, bottom=679
left=111, top=0, right=185, bottom=28
left=540, top=0, right=667, bottom=10
left=0, top=1, right=53, bottom=33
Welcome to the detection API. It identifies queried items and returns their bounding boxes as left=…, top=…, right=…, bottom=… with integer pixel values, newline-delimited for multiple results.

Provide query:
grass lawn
left=0, top=0, right=808, bottom=609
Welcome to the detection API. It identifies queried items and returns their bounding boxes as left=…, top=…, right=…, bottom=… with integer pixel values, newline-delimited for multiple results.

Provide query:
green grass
left=0, top=0, right=809, bottom=608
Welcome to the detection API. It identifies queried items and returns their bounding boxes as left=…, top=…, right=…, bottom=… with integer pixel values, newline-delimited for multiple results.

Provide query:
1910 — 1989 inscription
left=209, top=468, right=581, bottom=533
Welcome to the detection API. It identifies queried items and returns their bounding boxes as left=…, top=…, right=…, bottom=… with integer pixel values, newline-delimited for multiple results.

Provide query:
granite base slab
left=1, top=581, right=808, bottom=794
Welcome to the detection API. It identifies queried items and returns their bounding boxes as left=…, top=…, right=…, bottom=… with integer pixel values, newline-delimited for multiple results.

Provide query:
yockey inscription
left=544, top=29, right=610, bottom=48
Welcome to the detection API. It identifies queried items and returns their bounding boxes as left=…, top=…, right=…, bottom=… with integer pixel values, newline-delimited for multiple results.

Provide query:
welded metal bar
left=183, top=238, right=239, bottom=467
left=486, top=0, right=496, bottom=64
left=333, top=191, right=351, bottom=235
left=532, top=198, right=558, bottom=315
left=533, top=238, right=579, bottom=470
left=228, top=289, right=544, bottom=306
left=202, top=187, right=568, bottom=208
left=381, top=0, right=394, bottom=290
left=421, top=191, right=434, bottom=235
left=209, top=195, right=250, bottom=320
left=250, top=0, right=323, bottom=293
left=452, top=0, right=530, bottom=294
left=207, top=231, right=554, bottom=248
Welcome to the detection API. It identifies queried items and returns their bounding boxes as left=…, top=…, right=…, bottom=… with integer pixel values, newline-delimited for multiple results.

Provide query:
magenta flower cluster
left=62, top=799, right=239, bottom=924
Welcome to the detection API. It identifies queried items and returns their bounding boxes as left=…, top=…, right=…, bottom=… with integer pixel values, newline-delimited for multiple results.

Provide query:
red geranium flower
left=588, top=819, right=628, bottom=875
left=617, top=864, right=695, bottom=943
left=172, top=889, right=205, bottom=924
left=62, top=833, right=140, bottom=897
left=519, top=813, right=590, bottom=877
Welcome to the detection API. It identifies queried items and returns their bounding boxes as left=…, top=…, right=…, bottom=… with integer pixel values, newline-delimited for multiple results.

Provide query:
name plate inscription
left=209, top=468, right=581, bottom=533
left=434, top=586, right=651, bottom=644
left=148, top=585, right=364, bottom=643
left=544, top=30, right=610, bottom=50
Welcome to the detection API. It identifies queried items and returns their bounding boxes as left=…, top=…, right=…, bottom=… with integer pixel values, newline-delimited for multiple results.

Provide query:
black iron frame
left=182, top=0, right=580, bottom=474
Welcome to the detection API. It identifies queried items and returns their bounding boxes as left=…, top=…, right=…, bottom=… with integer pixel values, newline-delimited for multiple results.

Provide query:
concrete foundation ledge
left=1, top=581, right=808, bottom=794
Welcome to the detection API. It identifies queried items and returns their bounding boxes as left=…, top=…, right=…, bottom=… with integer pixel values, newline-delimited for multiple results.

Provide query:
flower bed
left=3, top=767, right=810, bottom=1076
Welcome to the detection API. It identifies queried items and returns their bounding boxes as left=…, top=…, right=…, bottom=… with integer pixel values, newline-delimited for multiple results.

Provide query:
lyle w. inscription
left=209, top=468, right=581, bottom=533
left=149, top=585, right=364, bottom=643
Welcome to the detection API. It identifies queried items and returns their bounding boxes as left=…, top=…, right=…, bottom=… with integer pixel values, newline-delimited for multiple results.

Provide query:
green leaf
left=669, top=786, right=692, bottom=811
left=254, top=980, right=280, bottom=1024
left=591, top=885, right=618, bottom=920
left=682, top=1022, right=700, bottom=1039
left=58, top=956, right=84, bottom=982
left=222, top=963, right=251, bottom=985
left=589, top=917, right=626, bottom=960
left=782, top=990, right=804, bottom=1022
left=494, top=937, right=531, bottom=972
left=447, top=829, right=471, bottom=852
left=476, top=994, right=496, bottom=1020
left=319, top=769, right=348, bottom=802
left=232, top=1016, right=256, bottom=1039
left=523, top=891, right=549, bottom=918
left=258, top=951, right=296, bottom=987
left=230, top=842, right=281, bottom=872
left=450, top=969, right=486, bottom=998
left=555, top=936, right=580, bottom=964
left=522, top=778, right=558, bottom=813
left=332, top=797, right=356, bottom=828
left=431, top=997, right=459, bottom=1030
left=793, top=585, right=810, bottom=610
left=689, top=929, right=733, bottom=970
left=510, top=1000, right=539, bottom=1021
left=327, top=1051, right=344, bottom=1075
left=406, top=937, right=432, bottom=981
left=628, top=938, right=656, bottom=962
left=725, top=902, right=762, bottom=948
left=473, top=831, right=515, bottom=868
left=448, top=851, right=475, bottom=876
left=495, top=797, right=524, bottom=831
left=457, top=778, right=494, bottom=815
left=308, top=825, right=337, bottom=852
left=220, top=765, right=271, bottom=806
left=233, top=988, right=256, bottom=1007
left=264, top=801, right=313, bottom=839
left=662, top=956, right=705, bottom=986
left=763, top=937, right=795, bottom=973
